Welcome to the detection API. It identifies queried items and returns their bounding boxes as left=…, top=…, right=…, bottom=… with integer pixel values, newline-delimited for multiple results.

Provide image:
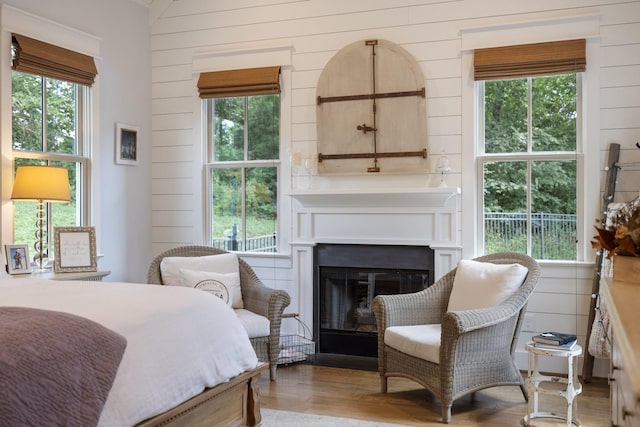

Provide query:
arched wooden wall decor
left=316, top=39, right=427, bottom=174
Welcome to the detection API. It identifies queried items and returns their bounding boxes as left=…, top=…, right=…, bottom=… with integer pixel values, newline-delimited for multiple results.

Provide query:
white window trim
left=194, top=45, right=292, bottom=255
left=0, top=5, right=101, bottom=246
left=460, top=13, right=601, bottom=263
left=476, top=75, right=584, bottom=259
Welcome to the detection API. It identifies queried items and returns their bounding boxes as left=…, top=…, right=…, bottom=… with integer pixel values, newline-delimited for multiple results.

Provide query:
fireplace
left=314, top=244, right=435, bottom=358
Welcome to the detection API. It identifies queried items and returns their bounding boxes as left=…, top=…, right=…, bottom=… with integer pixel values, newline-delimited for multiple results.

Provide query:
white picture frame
left=54, top=226, right=98, bottom=273
left=5, top=244, right=31, bottom=275
left=115, top=122, right=139, bottom=165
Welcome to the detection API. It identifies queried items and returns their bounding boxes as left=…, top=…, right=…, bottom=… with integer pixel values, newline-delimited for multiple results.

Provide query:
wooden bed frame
left=136, top=363, right=268, bottom=427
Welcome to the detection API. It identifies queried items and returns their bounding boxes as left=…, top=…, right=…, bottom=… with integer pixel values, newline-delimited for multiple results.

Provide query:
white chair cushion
left=447, top=259, right=528, bottom=312
left=235, top=309, right=270, bottom=339
left=179, top=268, right=244, bottom=309
left=160, top=253, right=239, bottom=287
left=384, top=324, right=442, bottom=364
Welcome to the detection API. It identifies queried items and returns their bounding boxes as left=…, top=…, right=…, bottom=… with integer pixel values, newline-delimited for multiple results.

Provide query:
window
left=11, top=71, right=89, bottom=260
left=479, top=74, right=580, bottom=260
left=205, top=95, right=280, bottom=252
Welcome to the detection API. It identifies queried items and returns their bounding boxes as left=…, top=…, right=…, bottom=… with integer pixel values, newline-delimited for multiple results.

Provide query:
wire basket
left=278, top=334, right=316, bottom=365
left=277, top=315, right=315, bottom=365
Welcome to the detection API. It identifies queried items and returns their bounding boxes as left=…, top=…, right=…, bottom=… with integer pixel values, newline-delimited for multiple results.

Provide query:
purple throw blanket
left=0, top=307, right=127, bottom=427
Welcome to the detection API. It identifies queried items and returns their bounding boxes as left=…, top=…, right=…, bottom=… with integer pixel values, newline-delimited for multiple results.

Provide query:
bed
left=0, top=278, right=267, bottom=427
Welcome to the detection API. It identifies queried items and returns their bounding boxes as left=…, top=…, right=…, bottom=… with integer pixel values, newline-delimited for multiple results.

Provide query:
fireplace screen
left=321, top=268, right=429, bottom=333
left=314, top=243, right=435, bottom=358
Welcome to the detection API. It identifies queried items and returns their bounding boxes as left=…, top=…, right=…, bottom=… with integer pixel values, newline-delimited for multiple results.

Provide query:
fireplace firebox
left=314, top=244, right=435, bottom=358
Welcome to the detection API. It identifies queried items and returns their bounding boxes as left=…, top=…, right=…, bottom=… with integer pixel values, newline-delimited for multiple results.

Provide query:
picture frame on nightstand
left=5, top=244, right=31, bottom=275
left=53, top=226, right=97, bottom=273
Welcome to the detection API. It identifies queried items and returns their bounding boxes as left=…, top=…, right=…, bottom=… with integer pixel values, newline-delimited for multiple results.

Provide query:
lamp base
left=32, top=256, right=51, bottom=272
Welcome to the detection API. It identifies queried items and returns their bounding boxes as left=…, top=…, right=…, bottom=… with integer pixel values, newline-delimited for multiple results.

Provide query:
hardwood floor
left=258, top=362, right=610, bottom=426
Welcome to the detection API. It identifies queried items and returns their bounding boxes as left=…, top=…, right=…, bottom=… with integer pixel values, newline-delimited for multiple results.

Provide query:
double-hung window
left=475, top=40, right=585, bottom=261
left=10, top=34, right=95, bottom=262
left=200, top=67, right=280, bottom=252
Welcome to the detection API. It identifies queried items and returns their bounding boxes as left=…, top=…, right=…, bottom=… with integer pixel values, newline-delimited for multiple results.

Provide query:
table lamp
left=11, top=165, right=71, bottom=271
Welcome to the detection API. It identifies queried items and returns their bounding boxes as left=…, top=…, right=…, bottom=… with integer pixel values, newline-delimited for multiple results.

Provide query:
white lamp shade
left=11, top=165, right=71, bottom=202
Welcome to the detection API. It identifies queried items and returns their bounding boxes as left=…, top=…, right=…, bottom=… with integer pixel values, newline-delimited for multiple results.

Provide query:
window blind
left=474, top=39, right=586, bottom=81
left=198, top=66, right=281, bottom=98
left=11, top=34, right=98, bottom=86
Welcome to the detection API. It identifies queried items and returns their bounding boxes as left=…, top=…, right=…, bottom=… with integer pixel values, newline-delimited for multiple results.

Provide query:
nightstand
left=15, top=270, right=111, bottom=282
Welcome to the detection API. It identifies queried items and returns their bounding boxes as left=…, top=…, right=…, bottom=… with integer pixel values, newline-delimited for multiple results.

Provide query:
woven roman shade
left=474, top=39, right=586, bottom=80
left=198, top=66, right=281, bottom=98
left=12, top=34, right=97, bottom=86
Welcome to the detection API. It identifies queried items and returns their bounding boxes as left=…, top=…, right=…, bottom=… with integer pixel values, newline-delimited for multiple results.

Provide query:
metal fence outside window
left=212, top=213, right=576, bottom=259
left=212, top=232, right=277, bottom=253
left=484, top=212, right=577, bottom=260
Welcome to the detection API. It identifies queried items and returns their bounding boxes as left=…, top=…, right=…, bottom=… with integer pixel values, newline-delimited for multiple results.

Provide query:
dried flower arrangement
left=591, top=196, right=640, bottom=258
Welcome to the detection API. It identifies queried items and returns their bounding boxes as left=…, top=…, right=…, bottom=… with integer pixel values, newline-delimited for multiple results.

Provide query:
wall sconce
left=11, top=165, right=71, bottom=271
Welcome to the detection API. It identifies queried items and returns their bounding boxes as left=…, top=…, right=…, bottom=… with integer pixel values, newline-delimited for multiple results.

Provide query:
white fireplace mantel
left=289, top=187, right=460, bottom=208
left=288, top=185, right=462, bottom=338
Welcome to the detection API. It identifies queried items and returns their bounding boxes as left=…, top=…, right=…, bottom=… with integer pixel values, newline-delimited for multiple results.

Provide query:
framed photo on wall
left=5, top=244, right=31, bottom=275
left=115, top=122, right=139, bottom=165
left=54, top=226, right=97, bottom=273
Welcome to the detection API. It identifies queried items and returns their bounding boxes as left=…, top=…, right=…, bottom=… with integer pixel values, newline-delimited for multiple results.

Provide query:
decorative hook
left=635, top=142, right=640, bottom=149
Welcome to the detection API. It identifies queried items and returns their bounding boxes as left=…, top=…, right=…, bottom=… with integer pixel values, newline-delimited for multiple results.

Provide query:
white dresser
left=602, top=277, right=640, bottom=427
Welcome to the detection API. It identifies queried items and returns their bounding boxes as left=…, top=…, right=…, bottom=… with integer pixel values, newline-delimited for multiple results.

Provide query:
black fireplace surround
left=313, top=244, right=435, bottom=358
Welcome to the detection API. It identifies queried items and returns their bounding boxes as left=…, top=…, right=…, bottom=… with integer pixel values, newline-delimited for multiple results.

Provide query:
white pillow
left=447, top=259, right=528, bottom=312
left=179, top=268, right=244, bottom=309
left=160, top=253, right=239, bottom=286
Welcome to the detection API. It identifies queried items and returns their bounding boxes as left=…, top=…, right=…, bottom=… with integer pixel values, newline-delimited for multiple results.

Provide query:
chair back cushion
left=160, top=253, right=239, bottom=286
left=385, top=324, right=442, bottom=363
left=179, top=268, right=243, bottom=309
left=447, top=259, right=528, bottom=312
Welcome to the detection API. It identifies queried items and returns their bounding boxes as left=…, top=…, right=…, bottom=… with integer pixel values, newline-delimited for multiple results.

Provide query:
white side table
left=523, top=341, right=583, bottom=426
left=13, top=270, right=111, bottom=282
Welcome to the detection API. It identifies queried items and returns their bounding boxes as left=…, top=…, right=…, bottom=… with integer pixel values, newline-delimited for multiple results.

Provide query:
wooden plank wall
left=150, top=0, right=640, bottom=374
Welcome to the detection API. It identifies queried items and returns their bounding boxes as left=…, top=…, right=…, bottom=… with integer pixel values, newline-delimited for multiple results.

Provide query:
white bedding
left=0, top=279, right=259, bottom=427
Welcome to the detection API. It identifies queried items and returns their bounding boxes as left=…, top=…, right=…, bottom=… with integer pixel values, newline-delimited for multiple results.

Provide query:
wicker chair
left=147, top=245, right=291, bottom=381
left=371, top=252, right=540, bottom=423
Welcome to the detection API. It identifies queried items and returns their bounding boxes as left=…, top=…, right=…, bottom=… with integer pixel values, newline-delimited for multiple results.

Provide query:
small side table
left=14, top=270, right=111, bottom=282
left=523, top=341, right=583, bottom=427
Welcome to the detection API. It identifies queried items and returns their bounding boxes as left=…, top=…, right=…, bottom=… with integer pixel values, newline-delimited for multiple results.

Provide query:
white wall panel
left=152, top=49, right=192, bottom=67
left=291, top=105, right=315, bottom=124
left=151, top=113, right=194, bottom=131
left=152, top=226, right=197, bottom=243
left=426, top=78, right=461, bottom=98
left=291, top=123, right=316, bottom=142
left=529, top=292, right=577, bottom=315
left=151, top=177, right=195, bottom=195
left=152, top=81, right=197, bottom=99
left=601, top=2, right=640, bottom=24
left=422, top=59, right=462, bottom=79
left=151, top=130, right=195, bottom=148
left=151, top=194, right=194, bottom=210
left=427, top=116, right=461, bottom=136
left=152, top=97, right=194, bottom=115
left=601, top=44, right=640, bottom=67
left=428, top=97, right=462, bottom=117
left=292, top=70, right=321, bottom=89
left=150, top=0, right=640, bottom=375
left=152, top=146, right=197, bottom=163
left=152, top=211, right=195, bottom=227
left=152, top=64, right=193, bottom=83
left=152, top=162, right=196, bottom=179
left=601, top=107, right=640, bottom=130
left=291, top=88, right=316, bottom=107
